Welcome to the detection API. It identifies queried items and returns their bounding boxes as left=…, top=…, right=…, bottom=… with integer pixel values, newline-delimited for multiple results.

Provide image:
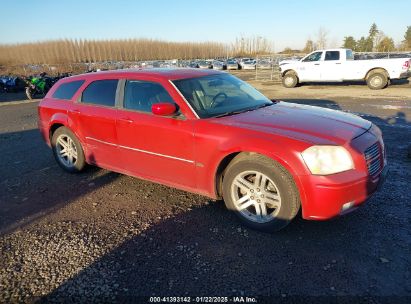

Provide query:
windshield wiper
left=213, top=102, right=273, bottom=118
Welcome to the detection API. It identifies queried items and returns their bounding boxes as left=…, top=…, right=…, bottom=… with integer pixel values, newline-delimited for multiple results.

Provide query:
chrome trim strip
left=168, top=80, right=200, bottom=119
left=86, top=137, right=117, bottom=146
left=85, top=136, right=195, bottom=164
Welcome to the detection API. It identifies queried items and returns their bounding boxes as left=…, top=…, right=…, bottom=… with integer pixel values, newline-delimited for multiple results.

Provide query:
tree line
left=295, top=24, right=411, bottom=54
left=1, top=24, right=409, bottom=67
left=0, top=39, right=229, bottom=66
left=0, top=36, right=275, bottom=67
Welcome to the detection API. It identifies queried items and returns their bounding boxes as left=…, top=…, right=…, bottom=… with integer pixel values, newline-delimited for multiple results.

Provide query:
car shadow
left=41, top=192, right=408, bottom=300
left=303, top=79, right=410, bottom=87
left=0, top=128, right=120, bottom=235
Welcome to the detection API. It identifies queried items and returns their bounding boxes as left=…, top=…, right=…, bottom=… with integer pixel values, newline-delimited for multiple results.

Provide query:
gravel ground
left=0, top=83, right=410, bottom=303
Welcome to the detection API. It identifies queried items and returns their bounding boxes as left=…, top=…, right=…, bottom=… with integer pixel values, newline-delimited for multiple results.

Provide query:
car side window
left=303, top=52, right=323, bottom=62
left=123, top=80, right=176, bottom=113
left=325, top=51, right=340, bottom=61
left=346, top=49, right=354, bottom=60
left=52, top=80, right=85, bottom=100
left=81, top=79, right=118, bottom=107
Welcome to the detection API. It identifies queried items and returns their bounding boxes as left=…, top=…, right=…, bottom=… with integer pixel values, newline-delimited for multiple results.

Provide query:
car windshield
left=172, top=74, right=272, bottom=118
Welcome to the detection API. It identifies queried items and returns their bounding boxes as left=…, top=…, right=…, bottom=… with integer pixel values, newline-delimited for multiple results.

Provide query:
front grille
left=364, top=142, right=382, bottom=176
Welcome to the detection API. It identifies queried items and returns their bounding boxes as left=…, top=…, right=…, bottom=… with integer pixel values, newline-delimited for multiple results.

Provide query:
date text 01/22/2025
left=148, top=296, right=257, bottom=303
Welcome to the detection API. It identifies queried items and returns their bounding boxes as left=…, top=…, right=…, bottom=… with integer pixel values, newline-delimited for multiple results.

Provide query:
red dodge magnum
left=38, top=69, right=387, bottom=231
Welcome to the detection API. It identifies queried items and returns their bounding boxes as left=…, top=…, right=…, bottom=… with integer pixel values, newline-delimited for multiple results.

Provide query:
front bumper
left=300, top=164, right=388, bottom=220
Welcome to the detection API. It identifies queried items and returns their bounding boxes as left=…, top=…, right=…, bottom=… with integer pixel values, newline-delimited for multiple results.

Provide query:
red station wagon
left=38, top=69, right=387, bottom=231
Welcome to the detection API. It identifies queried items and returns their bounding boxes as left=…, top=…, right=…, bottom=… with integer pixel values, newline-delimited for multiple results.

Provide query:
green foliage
left=376, top=37, right=395, bottom=52
left=356, top=37, right=367, bottom=52
left=368, top=23, right=379, bottom=40
left=404, top=26, right=411, bottom=50
left=342, top=36, right=356, bottom=50
left=343, top=23, right=398, bottom=52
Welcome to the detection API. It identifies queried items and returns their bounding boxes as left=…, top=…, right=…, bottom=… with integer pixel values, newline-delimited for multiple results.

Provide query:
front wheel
left=222, top=154, right=300, bottom=232
left=25, top=87, right=34, bottom=100
left=282, top=72, right=298, bottom=88
left=51, top=127, right=86, bottom=173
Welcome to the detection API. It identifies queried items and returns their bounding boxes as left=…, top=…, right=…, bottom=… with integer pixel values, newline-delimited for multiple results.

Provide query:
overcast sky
left=1, top=0, right=409, bottom=50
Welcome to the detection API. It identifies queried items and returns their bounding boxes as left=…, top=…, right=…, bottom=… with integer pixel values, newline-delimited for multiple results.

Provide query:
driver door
left=116, top=79, right=196, bottom=188
left=298, top=51, right=323, bottom=81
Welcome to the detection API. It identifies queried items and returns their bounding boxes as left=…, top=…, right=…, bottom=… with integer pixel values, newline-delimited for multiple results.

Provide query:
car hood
left=211, top=102, right=372, bottom=145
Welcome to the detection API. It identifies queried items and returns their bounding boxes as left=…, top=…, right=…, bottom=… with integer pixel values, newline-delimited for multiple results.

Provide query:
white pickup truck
left=279, top=48, right=411, bottom=89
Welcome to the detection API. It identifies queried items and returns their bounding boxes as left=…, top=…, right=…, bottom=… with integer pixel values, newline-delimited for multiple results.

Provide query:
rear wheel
left=51, top=127, right=86, bottom=173
left=366, top=72, right=388, bottom=90
left=222, top=154, right=300, bottom=232
left=282, top=72, right=298, bottom=88
left=25, top=87, right=33, bottom=100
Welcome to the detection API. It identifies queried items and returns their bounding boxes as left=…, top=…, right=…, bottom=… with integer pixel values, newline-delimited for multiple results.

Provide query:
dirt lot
left=0, top=79, right=410, bottom=303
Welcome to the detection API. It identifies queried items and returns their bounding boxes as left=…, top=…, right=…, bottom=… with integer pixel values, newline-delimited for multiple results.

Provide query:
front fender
left=196, top=132, right=309, bottom=201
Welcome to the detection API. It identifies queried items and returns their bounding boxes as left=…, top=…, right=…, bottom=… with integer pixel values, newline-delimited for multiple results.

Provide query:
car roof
left=63, top=68, right=223, bottom=82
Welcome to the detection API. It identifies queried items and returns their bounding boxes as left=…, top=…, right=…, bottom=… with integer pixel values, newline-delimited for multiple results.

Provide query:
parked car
left=198, top=61, right=211, bottom=69
left=242, top=60, right=256, bottom=70
left=38, top=69, right=387, bottom=232
left=226, top=59, right=239, bottom=70
left=280, top=48, right=411, bottom=89
left=239, top=58, right=254, bottom=69
left=257, top=60, right=272, bottom=70
left=212, top=60, right=225, bottom=70
left=188, top=62, right=199, bottom=68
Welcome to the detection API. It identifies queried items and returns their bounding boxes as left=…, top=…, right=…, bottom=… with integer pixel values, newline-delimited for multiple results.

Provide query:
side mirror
left=151, top=102, right=177, bottom=116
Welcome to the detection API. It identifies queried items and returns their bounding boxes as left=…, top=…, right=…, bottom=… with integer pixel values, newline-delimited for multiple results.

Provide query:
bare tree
left=315, top=27, right=329, bottom=50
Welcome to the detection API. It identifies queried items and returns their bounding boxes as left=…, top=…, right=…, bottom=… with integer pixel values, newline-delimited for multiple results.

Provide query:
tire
left=222, top=154, right=300, bottom=232
left=51, top=127, right=86, bottom=173
left=366, top=72, right=388, bottom=90
left=282, top=72, right=298, bottom=88
left=25, top=87, right=33, bottom=100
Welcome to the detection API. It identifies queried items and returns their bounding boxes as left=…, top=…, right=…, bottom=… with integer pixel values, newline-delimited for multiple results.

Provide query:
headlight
left=301, top=146, right=354, bottom=175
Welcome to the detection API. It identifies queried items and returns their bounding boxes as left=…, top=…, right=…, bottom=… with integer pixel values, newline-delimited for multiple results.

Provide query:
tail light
left=403, top=60, right=410, bottom=69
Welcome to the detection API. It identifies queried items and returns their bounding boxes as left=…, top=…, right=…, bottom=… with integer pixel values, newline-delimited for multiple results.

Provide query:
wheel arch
left=48, top=113, right=84, bottom=147
left=281, top=68, right=298, bottom=78
left=364, top=67, right=389, bottom=80
left=49, top=122, right=65, bottom=141
left=213, top=150, right=305, bottom=205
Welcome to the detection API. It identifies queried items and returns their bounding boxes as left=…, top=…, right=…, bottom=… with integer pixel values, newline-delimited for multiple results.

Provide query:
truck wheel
left=282, top=72, right=298, bottom=88
left=222, top=154, right=300, bottom=232
left=366, top=72, right=388, bottom=90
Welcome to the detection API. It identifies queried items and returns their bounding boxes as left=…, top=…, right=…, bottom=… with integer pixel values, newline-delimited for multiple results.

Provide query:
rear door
left=70, top=79, right=122, bottom=170
left=320, top=50, right=343, bottom=81
left=116, top=79, right=196, bottom=188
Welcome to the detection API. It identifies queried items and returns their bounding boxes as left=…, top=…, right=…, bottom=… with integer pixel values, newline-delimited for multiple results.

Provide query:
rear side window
left=81, top=79, right=118, bottom=107
left=325, top=51, right=340, bottom=61
left=346, top=49, right=354, bottom=60
left=124, top=80, right=175, bottom=112
left=52, top=80, right=84, bottom=100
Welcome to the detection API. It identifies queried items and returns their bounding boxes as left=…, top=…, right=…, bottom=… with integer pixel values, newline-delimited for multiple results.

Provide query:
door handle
left=335, top=63, right=341, bottom=65
left=119, top=118, right=134, bottom=124
left=70, top=109, right=80, bottom=114
left=314, top=63, right=320, bottom=65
